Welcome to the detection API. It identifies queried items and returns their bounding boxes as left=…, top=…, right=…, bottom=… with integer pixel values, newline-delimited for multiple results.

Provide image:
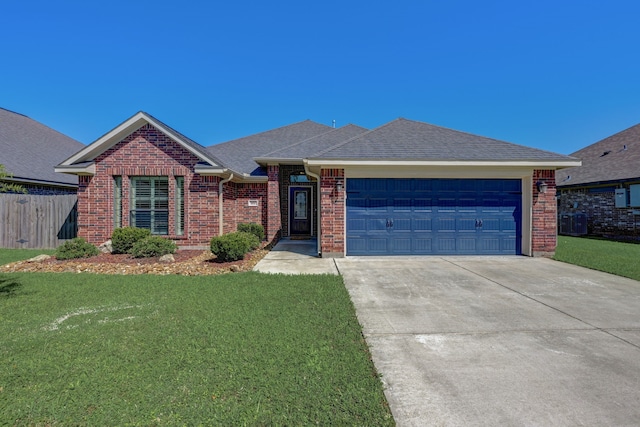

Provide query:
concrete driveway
left=335, top=256, right=640, bottom=426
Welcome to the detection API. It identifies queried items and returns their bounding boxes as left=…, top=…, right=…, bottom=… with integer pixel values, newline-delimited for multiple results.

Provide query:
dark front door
left=289, top=186, right=312, bottom=236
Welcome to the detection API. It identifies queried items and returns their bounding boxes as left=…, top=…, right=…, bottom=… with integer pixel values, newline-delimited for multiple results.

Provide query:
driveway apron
left=335, top=256, right=640, bottom=426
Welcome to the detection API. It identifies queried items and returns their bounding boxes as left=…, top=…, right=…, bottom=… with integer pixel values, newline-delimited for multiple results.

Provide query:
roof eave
left=304, top=159, right=582, bottom=168
left=254, top=157, right=304, bottom=166
left=54, top=163, right=97, bottom=176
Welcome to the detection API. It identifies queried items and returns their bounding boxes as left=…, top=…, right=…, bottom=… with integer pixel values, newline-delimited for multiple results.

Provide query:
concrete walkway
left=254, top=243, right=640, bottom=425
left=253, top=238, right=339, bottom=275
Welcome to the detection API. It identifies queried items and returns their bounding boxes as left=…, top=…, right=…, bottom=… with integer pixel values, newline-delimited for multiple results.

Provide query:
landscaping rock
left=98, top=240, right=113, bottom=253
left=27, top=254, right=52, bottom=262
left=159, top=254, right=175, bottom=263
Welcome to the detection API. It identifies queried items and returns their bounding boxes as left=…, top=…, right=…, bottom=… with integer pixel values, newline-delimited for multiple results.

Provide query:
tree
left=0, top=164, right=27, bottom=194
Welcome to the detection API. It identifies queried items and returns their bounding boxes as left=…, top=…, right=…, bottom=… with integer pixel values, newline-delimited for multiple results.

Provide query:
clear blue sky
left=2, top=0, right=640, bottom=155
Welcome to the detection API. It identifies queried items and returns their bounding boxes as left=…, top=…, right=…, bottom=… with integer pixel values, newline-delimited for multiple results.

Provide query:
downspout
left=304, top=162, right=322, bottom=257
left=218, top=173, right=234, bottom=236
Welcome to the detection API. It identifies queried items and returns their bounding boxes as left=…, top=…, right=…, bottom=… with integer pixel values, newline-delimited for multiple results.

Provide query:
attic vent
left=623, top=144, right=627, bottom=150
left=600, top=150, right=612, bottom=157
left=562, top=175, right=571, bottom=182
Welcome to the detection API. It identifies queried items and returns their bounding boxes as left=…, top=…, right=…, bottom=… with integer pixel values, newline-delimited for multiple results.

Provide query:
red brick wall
left=222, top=182, right=267, bottom=235
left=319, top=168, right=345, bottom=257
left=78, top=124, right=219, bottom=247
left=532, top=169, right=557, bottom=255
left=266, top=166, right=281, bottom=243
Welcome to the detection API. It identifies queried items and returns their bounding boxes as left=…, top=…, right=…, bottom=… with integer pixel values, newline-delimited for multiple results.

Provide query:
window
left=114, top=176, right=122, bottom=229
left=130, top=177, right=169, bottom=234
left=175, top=176, right=184, bottom=236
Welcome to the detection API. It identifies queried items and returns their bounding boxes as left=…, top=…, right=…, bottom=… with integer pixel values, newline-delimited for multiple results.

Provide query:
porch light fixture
left=536, top=180, right=548, bottom=194
left=335, top=180, right=344, bottom=192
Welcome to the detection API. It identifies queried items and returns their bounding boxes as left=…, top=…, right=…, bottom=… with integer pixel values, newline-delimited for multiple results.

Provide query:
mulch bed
left=0, top=248, right=270, bottom=276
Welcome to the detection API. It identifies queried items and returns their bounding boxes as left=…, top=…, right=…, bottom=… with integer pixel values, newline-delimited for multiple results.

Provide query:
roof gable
left=0, top=107, right=84, bottom=186
left=206, top=120, right=332, bottom=176
left=311, top=118, right=578, bottom=163
left=57, top=111, right=222, bottom=173
left=557, top=123, right=640, bottom=187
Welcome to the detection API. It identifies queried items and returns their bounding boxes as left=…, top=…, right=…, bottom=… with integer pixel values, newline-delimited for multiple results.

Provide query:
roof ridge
left=310, top=118, right=404, bottom=157
left=208, top=119, right=331, bottom=148
left=259, top=123, right=367, bottom=158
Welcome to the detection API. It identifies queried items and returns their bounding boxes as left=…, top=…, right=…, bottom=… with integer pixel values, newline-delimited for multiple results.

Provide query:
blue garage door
left=346, top=179, right=522, bottom=255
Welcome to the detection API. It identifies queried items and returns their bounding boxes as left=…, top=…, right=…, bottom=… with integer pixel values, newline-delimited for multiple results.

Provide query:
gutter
left=218, top=173, right=234, bottom=236
left=304, top=162, right=322, bottom=257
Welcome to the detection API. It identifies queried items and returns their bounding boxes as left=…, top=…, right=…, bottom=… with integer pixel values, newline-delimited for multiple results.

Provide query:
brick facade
left=266, top=165, right=281, bottom=243
left=532, top=169, right=557, bottom=256
left=319, top=168, right=345, bottom=257
left=78, top=124, right=220, bottom=247
left=558, top=186, right=640, bottom=239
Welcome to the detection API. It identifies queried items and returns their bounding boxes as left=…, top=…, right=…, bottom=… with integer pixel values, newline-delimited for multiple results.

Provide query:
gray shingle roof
left=206, top=120, right=332, bottom=176
left=556, top=123, right=640, bottom=187
left=311, top=118, right=577, bottom=162
left=0, top=107, right=84, bottom=186
left=259, top=124, right=368, bottom=160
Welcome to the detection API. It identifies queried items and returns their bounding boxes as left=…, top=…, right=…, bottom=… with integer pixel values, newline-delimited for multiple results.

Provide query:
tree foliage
left=0, top=164, right=27, bottom=194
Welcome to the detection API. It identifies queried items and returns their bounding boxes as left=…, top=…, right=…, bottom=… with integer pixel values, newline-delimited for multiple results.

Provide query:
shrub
left=55, top=238, right=100, bottom=260
left=130, top=236, right=177, bottom=258
left=237, top=222, right=265, bottom=242
left=237, top=231, right=260, bottom=250
left=111, top=227, right=151, bottom=254
left=210, top=231, right=260, bottom=262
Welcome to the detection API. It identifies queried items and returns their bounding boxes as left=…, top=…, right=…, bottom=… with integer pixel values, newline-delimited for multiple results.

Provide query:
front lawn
left=554, top=236, right=640, bottom=281
left=0, top=271, right=393, bottom=426
left=0, top=248, right=54, bottom=266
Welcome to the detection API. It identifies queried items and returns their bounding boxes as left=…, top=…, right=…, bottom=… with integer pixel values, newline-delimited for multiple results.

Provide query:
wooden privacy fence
left=0, top=194, right=77, bottom=249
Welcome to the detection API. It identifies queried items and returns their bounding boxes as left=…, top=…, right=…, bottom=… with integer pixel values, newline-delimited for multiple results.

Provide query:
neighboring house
left=56, top=112, right=579, bottom=257
left=0, top=107, right=85, bottom=248
left=0, top=107, right=83, bottom=194
left=557, top=123, right=640, bottom=238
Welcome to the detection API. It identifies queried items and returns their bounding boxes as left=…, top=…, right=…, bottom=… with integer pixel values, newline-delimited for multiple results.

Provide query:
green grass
left=0, top=272, right=393, bottom=426
left=0, top=248, right=55, bottom=266
left=554, top=236, right=640, bottom=281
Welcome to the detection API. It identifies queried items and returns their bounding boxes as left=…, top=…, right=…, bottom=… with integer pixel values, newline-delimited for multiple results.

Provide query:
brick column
left=320, top=168, right=345, bottom=257
left=266, top=165, right=281, bottom=244
left=532, top=169, right=557, bottom=256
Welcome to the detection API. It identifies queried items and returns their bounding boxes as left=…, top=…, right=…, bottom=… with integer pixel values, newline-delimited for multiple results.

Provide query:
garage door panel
left=413, top=218, right=432, bottom=231
left=346, top=178, right=522, bottom=256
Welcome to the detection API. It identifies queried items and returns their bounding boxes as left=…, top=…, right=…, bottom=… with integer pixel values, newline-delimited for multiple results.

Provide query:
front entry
left=289, top=186, right=312, bottom=236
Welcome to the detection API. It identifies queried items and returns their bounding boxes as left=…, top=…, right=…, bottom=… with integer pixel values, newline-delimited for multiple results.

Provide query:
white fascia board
left=4, top=176, right=78, bottom=188
left=54, top=163, right=96, bottom=175
left=305, top=159, right=582, bottom=168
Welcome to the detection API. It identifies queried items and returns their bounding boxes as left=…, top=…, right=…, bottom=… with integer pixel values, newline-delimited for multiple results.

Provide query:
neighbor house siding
left=558, top=185, right=640, bottom=238
left=532, top=169, right=557, bottom=256
left=77, top=124, right=219, bottom=247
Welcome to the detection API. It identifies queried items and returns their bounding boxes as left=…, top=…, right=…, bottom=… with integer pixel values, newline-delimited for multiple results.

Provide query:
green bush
left=111, top=227, right=151, bottom=254
left=210, top=232, right=260, bottom=262
left=237, top=231, right=260, bottom=250
left=55, top=238, right=100, bottom=260
left=237, top=222, right=265, bottom=241
left=130, top=236, right=177, bottom=258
